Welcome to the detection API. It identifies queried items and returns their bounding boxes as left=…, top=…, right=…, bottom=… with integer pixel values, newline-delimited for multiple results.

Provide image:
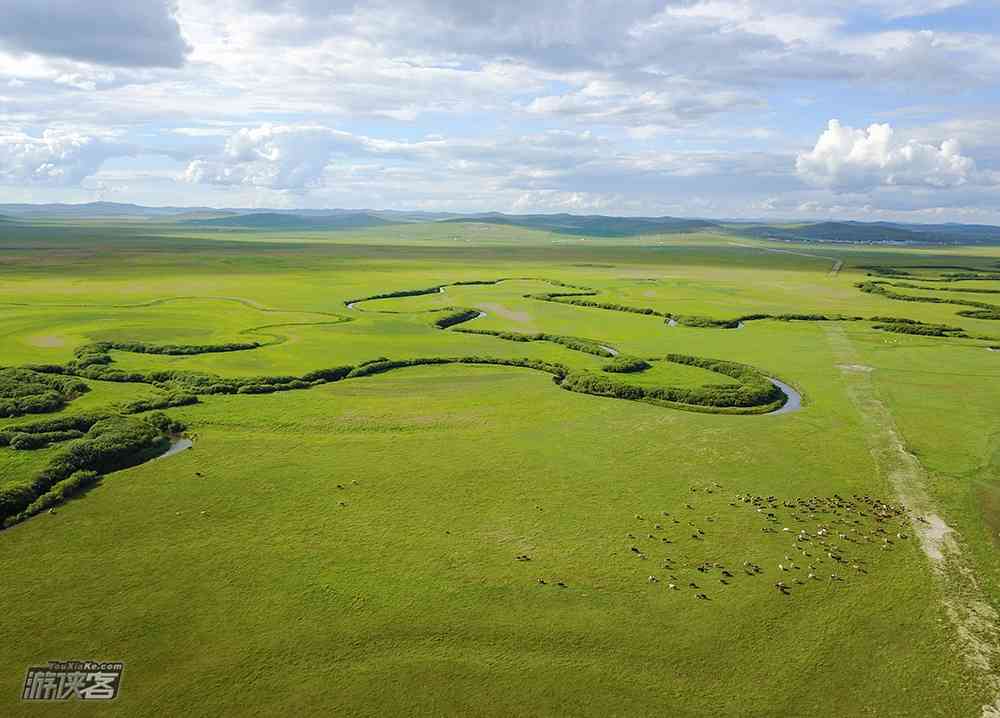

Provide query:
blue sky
left=1, top=0, right=998, bottom=221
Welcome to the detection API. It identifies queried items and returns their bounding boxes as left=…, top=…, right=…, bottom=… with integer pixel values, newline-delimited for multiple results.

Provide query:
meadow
left=1, top=220, right=999, bottom=716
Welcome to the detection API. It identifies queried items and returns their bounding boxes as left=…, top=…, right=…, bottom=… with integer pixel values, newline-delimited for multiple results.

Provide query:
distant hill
left=169, top=210, right=241, bottom=221
left=1, top=202, right=999, bottom=244
left=182, top=212, right=397, bottom=230
left=443, top=213, right=720, bottom=237
left=733, top=221, right=1000, bottom=245
left=0, top=201, right=220, bottom=218
left=877, top=222, right=1000, bottom=244
left=0, top=202, right=459, bottom=223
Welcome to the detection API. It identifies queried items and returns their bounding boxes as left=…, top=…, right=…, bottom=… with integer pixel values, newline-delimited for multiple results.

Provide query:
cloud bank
left=0, top=129, right=131, bottom=185
left=796, top=120, right=979, bottom=191
left=0, top=1, right=997, bottom=221
left=0, top=1, right=190, bottom=68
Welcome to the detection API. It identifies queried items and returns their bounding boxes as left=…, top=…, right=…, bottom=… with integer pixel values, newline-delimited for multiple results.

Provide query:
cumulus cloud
left=0, top=1, right=190, bottom=68
left=0, top=129, right=131, bottom=185
left=796, top=120, right=977, bottom=191
left=183, top=125, right=366, bottom=188
left=1, top=1, right=998, bottom=220
left=181, top=122, right=800, bottom=211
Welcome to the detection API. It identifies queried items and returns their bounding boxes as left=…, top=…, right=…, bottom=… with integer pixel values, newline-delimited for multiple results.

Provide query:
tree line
left=0, top=368, right=89, bottom=418
left=454, top=328, right=615, bottom=357
left=1, top=412, right=182, bottom=528
left=77, top=340, right=262, bottom=356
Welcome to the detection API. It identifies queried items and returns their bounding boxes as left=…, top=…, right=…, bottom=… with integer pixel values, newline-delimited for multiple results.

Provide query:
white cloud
left=0, top=1, right=998, bottom=221
left=796, top=120, right=978, bottom=191
left=0, top=129, right=130, bottom=185
left=183, top=124, right=367, bottom=188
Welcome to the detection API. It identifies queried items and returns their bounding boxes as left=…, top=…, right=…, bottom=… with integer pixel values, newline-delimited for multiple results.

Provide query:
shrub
left=301, top=365, right=355, bottom=382
left=859, top=280, right=999, bottom=319
left=76, top=340, right=261, bottom=356
left=9, top=430, right=84, bottom=450
left=559, top=355, right=783, bottom=411
left=675, top=315, right=741, bottom=329
left=70, top=353, right=113, bottom=369
left=120, top=393, right=199, bottom=414
left=774, top=313, right=830, bottom=321
left=433, top=309, right=482, bottom=329
left=602, top=356, right=652, bottom=373
left=5, top=470, right=101, bottom=526
left=860, top=266, right=911, bottom=277
left=868, top=316, right=923, bottom=324
left=1, top=413, right=179, bottom=524
left=957, top=309, right=1000, bottom=321
left=526, top=291, right=668, bottom=317
left=454, top=328, right=614, bottom=357
left=0, top=368, right=89, bottom=417
left=872, top=322, right=966, bottom=337
left=345, top=286, right=444, bottom=306
left=3, top=411, right=107, bottom=435
left=237, top=384, right=278, bottom=394
left=347, top=357, right=451, bottom=378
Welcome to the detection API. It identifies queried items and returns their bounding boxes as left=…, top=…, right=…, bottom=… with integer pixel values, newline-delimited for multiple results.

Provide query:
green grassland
left=1, top=222, right=999, bottom=716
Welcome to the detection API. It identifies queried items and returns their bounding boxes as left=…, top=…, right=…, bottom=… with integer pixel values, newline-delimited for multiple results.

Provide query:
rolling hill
left=1, top=202, right=999, bottom=244
left=182, top=212, right=398, bottom=230
left=444, top=213, right=720, bottom=237
left=732, top=220, right=1000, bottom=245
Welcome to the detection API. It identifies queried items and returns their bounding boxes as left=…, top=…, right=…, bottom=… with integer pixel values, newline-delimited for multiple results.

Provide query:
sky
left=0, top=0, right=999, bottom=221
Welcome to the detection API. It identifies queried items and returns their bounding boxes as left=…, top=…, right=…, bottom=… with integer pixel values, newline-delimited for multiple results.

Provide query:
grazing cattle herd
left=513, top=484, right=913, bottom=599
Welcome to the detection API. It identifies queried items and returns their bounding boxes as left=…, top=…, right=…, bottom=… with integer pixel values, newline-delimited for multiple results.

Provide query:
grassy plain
left=1, top=222, right=999, bottom=716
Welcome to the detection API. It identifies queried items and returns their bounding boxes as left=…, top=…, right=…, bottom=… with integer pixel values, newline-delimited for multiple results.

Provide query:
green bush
left=957, top=309, right=1000, bottom=321
left=8, top=430, right=85, bottom=450
left=868, top=316, right=924, bottom=324
left=345, top=286, right=444, bottom=306
left=120, top=393, right=199, bottom=414
left=559, top=355, right=783, bottom=411
left=76, top=340, right=261, bottom=356
left=526, top=291, right=668, bottom=317
left=602, top=356, right=652, bottom=373
left=347, top=357, right=451, bottom=378
left=872, top=322, right=966, bottom=337
left=454, top=328, right=614, bottom=357
left=433, top=309, right=482, bottom=329
left=859, top=280, right=999, bottom=319
left=0, top=368, right=89, bottom=417
left=237, top=384, right=278, bottom=394
left=675, top=315, right=741, bottom=329
left=301, top=365, right=355, bottom=382
left=0, top=413, right=179, bottom=524
left=4, top=470, right=100, bottom=527
left=2, top=411, right=108, bottom=436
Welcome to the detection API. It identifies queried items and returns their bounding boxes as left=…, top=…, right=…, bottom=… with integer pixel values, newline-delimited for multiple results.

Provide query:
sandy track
left=729, top=241, right=842, bottom=275
left=476, top=302, right=531, bottom=322
left=825, top=324, right=1000, bottom=716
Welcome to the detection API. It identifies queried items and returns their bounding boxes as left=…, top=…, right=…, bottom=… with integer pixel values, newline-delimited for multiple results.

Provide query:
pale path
left=728, top=241, right=843, bottom=275
left=825, top=324, right=1000, bottom=716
